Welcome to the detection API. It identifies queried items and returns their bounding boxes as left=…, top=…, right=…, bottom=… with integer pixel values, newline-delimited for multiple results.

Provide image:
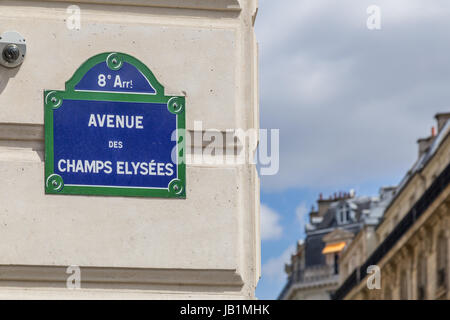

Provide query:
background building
left=278, top=189, right=394, bottom=299
left=334, top=113, right=450, bottom=300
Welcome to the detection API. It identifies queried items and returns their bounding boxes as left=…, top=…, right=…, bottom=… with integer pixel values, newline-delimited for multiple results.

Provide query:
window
left=337, top=203, right=352, bottom=225
left=417, top=253, right=427, bottom=300
left=400, top=271, right=408, bottom=300
left=430, top=173, right=438, bottom=187
left=436, top=232, right=447, bottom=289
left=384, top=286, right=392, bottom=300
left=334, top=253, right=339, bottom=274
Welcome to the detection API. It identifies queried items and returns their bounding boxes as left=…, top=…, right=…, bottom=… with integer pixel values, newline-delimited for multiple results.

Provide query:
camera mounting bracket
left=0, top=31, right=26, bottom=68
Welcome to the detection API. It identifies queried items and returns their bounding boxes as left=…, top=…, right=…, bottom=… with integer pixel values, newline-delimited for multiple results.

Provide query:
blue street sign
left=44, top=52, right=186, bottom=198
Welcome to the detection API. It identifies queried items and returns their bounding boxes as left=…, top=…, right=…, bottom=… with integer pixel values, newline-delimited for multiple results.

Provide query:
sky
left=254, top=0, right=450, bottom=299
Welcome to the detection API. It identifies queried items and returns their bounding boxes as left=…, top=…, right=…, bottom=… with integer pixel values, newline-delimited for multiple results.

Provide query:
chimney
left=417, top=136, right=434, bottom=158
left=435, top=112, right=450, bottom=133
left=431, top=126, right=436, bottom=137
left=317, top=193, right=334, bottom=217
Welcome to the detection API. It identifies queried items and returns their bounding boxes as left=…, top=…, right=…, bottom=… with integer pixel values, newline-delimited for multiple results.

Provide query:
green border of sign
left=44, top=52, right=186, bottom=198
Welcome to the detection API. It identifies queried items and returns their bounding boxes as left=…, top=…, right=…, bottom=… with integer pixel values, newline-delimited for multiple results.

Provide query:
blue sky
left=254, top=0, right=450, bottom=299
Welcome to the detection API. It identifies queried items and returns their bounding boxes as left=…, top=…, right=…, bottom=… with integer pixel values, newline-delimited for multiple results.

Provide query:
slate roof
left=303, top=193, right=392, bottom=267
left=304, top=233, right=326, bottom=267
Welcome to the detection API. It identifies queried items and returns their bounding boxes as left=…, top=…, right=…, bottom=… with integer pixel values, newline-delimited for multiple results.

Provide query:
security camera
left=0, top=31, right=26, bottom=68
left=3, top=44, right=20, bottom=63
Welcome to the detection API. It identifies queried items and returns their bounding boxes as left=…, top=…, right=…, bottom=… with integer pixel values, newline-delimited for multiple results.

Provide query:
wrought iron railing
left=278, top=265, right=338, bottom=299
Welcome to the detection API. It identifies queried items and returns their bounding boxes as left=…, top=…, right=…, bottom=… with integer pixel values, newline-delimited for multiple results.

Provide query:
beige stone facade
left=335, top=113, right=450, bottom=300
left=0, top=0, right=260, bottom=299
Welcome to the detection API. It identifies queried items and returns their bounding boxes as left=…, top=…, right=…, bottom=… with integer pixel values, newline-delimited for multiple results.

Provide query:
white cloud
left=260, top=204, right=283, bottom=241
left=256, top=0, right=450, bottom=192
left=262, top=245, right=296, bottom=283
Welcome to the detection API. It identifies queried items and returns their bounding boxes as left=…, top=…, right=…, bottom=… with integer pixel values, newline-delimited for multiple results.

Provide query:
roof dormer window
left=337, top=203, right=352, bottom=225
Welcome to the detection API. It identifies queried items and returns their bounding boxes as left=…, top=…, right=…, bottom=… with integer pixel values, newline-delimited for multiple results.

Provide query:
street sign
left=44, top=52, right=186, bottom=198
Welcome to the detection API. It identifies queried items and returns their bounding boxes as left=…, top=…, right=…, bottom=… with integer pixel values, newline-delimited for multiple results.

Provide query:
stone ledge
left=0, top=124, right=256, bottom=165
left=0, top=265, right=244, bottom=291
left=25, top=0, right=241, bottom=12
left=0, top=123, right=43, bottom=142
left=0, top=286, right=248, bottom=299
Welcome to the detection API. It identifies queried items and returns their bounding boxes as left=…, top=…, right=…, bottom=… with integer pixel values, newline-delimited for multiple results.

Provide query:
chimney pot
left=431, top=126, right=436, bottom=137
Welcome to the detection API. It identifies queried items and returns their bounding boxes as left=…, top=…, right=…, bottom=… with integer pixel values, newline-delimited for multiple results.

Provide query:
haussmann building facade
left=334, top=113, right=450, bottom=300
left=279, top=112, right=450, bottom=300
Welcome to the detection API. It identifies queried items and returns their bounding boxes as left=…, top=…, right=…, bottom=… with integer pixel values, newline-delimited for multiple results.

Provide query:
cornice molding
left=25, top=0, right=241, bottom=12
left=0, top=123, right=43, bottom=142
left=0, top=265, right=243, bottom=290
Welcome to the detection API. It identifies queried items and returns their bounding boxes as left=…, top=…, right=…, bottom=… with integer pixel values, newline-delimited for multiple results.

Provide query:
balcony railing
left=278, top=265, right=338, bottom=299
left=333, top=161, right=450, bottom=300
